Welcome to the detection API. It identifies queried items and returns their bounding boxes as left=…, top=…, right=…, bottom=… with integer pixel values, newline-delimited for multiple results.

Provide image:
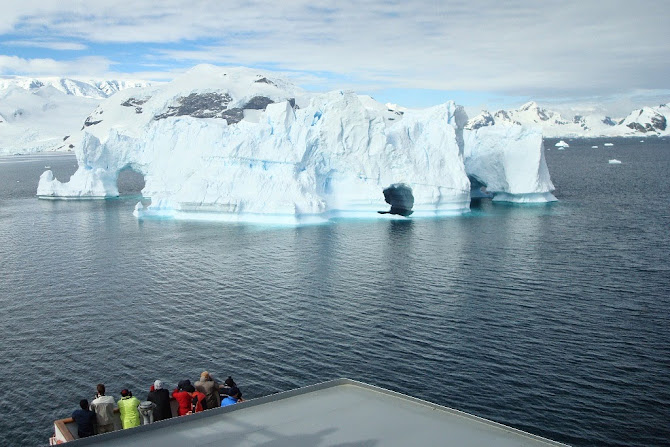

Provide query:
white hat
left=154, top=380, right=163, bottom=390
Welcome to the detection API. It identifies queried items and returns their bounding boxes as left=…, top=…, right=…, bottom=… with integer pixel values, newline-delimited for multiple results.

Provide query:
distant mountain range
left=0, top=77, right=150, bottom=99
left=0, top=76, right=151, bottom=155
left=465, top=101, right=669, bottom=138
left=1, top=75, right=668, bottom=155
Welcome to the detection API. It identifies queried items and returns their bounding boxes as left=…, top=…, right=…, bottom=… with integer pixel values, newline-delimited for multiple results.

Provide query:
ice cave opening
left=381, top=183, right=414, bottom=217
left=116, top=166, right=146, bottom=197
left=468, top=176, right=493, bottom=201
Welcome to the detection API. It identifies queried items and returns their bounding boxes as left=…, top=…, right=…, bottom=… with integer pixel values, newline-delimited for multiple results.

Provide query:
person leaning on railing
left=90, top=384, right=116, bottom=434
left=117, top=389, right=141, bottom=429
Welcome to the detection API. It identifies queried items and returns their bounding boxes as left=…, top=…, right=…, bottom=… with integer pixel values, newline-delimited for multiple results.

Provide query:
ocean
left=0, top=137, right=668, bottom=446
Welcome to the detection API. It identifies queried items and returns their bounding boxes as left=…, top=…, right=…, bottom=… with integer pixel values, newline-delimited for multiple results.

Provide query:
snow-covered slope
left=0, top=77, right=151, bottom=154
left=37, top=65, right=556, bottom=224
left=466, top=101, right=670, bottom=138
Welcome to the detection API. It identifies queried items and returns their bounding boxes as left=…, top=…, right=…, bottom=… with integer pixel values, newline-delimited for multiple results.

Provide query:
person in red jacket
left=191, top=386, right=208, bottom=413
left=172, top=381, right=194, bottom=416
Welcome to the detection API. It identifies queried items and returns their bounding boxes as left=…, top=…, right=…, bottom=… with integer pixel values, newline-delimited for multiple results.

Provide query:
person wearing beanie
left=195, top=371, right=221, bottom=409
left=147, top=380, right=172, bottom=421
left=117, top=389, right=141, bottom=429
left=220, top=376, right=237, bottom=397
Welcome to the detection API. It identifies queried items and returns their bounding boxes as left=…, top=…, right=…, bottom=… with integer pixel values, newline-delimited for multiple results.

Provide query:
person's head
left=120, top=389, right=132, bottom=398
left=200, top=371, right=211, bottom=381
left=154, top=380, right=163, bottom=390
left=96, top=384, right=105, bottom=396
left=80, top=399, right=89, bottom=410
left=183, top=384, right=196, bottom=394
left=228, top=387, right=241, bottom=399
left=224, top=376, right=236, bottom=387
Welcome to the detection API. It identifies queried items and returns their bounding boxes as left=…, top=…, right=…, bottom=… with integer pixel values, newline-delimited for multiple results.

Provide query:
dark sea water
left=0, top=138, right=669, bottom=446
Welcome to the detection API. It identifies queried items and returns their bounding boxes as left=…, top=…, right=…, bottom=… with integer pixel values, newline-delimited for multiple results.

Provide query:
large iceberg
left=37, top=65, right=556, bottom=224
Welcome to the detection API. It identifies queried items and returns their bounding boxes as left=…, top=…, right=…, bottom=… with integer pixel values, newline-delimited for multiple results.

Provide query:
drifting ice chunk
left=555, top=140, right=569, bottom=148
left=604, top=143, right=614, bottom=146
left=608, top=159, right=622, bottom=164
left=591, top=145, right=598, bottom=148
left=37, top=168, right=117, bottom=198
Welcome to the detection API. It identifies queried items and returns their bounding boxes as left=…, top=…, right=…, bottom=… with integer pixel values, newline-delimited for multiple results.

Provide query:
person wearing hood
left=147, top=380, right=172, bottom=421
left=195, top=371, right=220, bottom=409
left=172, top=380, right=194, bottom=416
left=117, top=389, right=141, bottom=429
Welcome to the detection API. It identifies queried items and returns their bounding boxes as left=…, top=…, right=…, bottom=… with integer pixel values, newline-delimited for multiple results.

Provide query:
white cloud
left=0, top=1, right=668, bottom=103
left=0, top=55, right=112, bottom=76
left=3, top=40, right=87, bottom=51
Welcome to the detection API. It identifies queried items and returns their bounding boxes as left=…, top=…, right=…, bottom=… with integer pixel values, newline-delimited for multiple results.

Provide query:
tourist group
left=70, top=372, right=243, bottom=438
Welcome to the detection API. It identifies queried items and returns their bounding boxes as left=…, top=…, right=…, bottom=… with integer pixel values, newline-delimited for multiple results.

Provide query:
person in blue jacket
left=220, top=387, right=244, bottom=407
left=72, top=399, right=97, bottom=438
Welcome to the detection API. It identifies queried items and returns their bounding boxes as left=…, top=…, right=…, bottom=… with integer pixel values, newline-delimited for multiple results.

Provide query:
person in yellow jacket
left=117, top=389, right=141, bottom=429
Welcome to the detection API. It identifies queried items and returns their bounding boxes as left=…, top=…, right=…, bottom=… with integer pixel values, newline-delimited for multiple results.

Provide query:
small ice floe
left=555, top=140, right=569, bottom=148
left=640, top=140, right=645, bottom=143
left=609, top=159, right=622, bottom=164
left=45, top=166, right=50, bottom=169
left=591, top=145, right=598, bottom=148
left=604, top=143, right=614, bottom=147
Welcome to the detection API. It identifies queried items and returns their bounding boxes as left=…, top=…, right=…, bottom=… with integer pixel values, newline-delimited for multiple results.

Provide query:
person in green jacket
left=117, top=389, right=141, bottom=429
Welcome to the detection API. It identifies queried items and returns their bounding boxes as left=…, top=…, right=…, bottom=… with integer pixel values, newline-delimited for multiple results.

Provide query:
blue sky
left=1, top=0, right=668, bottom=116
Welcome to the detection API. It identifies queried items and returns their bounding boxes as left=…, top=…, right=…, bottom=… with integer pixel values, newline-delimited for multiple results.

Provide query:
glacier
left=37, top=65, right=556, bottom=224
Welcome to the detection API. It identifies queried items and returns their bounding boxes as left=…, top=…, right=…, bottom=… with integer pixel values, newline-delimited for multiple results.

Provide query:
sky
left=0, top=0, right=669, bottom=117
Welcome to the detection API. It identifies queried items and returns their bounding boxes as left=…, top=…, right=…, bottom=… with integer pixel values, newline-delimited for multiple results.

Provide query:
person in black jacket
left=147, top=380, right=173, bottom=421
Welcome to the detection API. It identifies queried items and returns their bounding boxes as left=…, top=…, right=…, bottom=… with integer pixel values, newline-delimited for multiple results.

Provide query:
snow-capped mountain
left=466, top=101, right=670, bottom=137
left=0, top=77, right=151, bottom=154
left=0, top=77, right=150, bottom=99
left=619, top=105, right=668, bottom=134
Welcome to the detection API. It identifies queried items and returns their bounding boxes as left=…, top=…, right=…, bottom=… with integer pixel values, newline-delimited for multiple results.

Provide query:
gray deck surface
left=67, top=379, right=567, bottom=446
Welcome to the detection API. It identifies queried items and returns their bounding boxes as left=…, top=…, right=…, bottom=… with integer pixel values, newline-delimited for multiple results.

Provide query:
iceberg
left=37, top=65, right=557, bottom=224
left=604, top=143, right=614, bottom=147
left=463, top=124, right=556, bottom=203
left=609, top=159, right=622, bottom=164
left=555, top=140, right=569, bottom=148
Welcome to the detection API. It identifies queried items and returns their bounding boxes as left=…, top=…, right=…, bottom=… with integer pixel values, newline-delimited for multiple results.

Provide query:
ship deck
left=62, top=378, right=567, bottom=446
